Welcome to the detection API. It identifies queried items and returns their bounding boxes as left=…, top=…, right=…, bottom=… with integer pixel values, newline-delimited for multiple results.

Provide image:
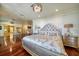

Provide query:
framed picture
left=0, top=26, right=2, bottom=30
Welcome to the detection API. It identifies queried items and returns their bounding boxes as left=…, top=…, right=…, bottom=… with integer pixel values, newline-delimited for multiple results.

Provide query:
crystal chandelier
left=31, top=3, right=42, bottom=13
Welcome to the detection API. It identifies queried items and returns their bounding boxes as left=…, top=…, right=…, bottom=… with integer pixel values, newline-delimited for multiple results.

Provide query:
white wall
left=33, top=10, right=79, bottom=36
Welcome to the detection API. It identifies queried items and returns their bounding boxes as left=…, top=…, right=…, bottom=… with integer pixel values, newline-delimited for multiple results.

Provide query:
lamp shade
left=64, top=24, right=73, bottom=28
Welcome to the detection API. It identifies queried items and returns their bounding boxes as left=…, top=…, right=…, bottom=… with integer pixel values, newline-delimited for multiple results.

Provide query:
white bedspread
left=23, top=35, right=67, bottom=55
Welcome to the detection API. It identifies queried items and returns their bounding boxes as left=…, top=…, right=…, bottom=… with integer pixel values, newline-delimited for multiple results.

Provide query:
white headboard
left=39, top=23, right=62, bottom=36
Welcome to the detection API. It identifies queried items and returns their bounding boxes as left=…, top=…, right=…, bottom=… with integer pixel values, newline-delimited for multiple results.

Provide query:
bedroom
left=0, top=3, right=79, bottom=56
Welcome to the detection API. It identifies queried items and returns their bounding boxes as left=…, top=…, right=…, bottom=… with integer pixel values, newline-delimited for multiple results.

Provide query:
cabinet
left=63, top=36, right=79, bottom=48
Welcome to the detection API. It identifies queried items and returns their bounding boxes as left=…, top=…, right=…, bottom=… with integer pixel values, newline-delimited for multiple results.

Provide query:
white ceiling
left=1, top=3, right=79, bottom=20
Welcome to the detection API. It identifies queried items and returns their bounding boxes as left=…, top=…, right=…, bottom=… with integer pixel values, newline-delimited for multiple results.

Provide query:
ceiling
left=1, top=3, right=79, bottom=20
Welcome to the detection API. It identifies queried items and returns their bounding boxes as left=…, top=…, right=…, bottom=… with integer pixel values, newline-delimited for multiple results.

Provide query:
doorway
left=4, top=25, right=14, bottom=46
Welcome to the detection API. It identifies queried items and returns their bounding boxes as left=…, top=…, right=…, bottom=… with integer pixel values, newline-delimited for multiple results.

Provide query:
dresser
left=63, top=35, right=79, bottom=48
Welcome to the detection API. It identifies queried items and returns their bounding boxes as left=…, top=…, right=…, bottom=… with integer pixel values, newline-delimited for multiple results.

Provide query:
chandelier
left=31, top=3, right=42, bottom=13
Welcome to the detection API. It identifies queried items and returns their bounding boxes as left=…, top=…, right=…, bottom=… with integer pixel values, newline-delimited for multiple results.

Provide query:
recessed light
left=56, top=9, right=59, bottom=12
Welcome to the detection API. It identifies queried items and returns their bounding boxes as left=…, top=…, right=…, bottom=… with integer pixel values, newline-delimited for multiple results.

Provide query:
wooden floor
left=0, top=39, right=79, bottom=56
left=0, top=41, right=31, bottom=56
left=65, top=46, right=79, bottom=56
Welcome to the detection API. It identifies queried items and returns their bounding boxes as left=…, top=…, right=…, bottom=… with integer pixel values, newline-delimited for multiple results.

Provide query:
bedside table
left=63, top=36, right=79, bottom=48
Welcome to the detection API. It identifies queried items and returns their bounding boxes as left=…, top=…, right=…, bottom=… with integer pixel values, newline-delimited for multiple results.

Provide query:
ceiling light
left=56, top=9, right=59, bottom=12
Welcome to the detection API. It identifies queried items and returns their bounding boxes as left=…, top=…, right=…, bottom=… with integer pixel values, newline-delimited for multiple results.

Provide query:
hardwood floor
left=65, top=46, right=79, bottom=56
left=0, top=41, right=31, bottom=56
left=0, top=39, right=79, bottom=56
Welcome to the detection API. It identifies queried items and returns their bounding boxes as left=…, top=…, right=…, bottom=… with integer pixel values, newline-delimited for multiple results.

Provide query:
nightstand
left=63, top=35, right=79, bottom=48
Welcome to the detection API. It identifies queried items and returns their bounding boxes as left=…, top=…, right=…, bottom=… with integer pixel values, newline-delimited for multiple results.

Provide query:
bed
left=22, top=24, right=68, bottom=56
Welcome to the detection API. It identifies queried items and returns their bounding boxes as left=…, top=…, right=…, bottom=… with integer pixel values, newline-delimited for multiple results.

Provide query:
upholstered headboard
left=39, top=23, right=62, bottom=36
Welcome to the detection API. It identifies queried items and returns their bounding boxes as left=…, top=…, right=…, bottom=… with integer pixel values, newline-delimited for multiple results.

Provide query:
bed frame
left=22, top=23, right=66, bottom=56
